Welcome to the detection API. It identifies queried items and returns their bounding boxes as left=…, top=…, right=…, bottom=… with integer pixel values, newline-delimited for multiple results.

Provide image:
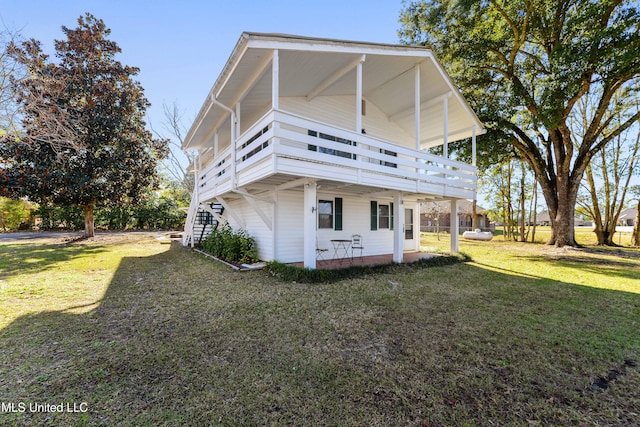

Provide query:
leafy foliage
left=265, top=252, right=471, bottom=283
left=35, top=194, right=185, bottom=231
left=200, top=223, right=259, bottom=264
left=0, top=197, right=32, bottom=230
left=399, top=0, right=640, bottom=246
left=0, top=14, right=168, bottom=237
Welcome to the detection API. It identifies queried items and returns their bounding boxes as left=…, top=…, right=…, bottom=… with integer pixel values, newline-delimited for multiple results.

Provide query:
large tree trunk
left=632, top=201, right=640, bottom=246
left=82, top=204, right=95, bottom=238
left=539, top=170, right=579, bottom=247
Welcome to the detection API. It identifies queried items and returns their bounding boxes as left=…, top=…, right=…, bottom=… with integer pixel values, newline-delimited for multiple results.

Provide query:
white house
left=182, top=33, right=484, bottom=269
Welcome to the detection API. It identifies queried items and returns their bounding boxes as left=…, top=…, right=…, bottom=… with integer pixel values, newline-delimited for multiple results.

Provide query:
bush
left=265, top=252, right=471, bottom=283
left=200, top=224, right=258, bottom=264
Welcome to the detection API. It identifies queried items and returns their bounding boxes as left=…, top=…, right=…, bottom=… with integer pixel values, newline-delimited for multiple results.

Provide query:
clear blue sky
left=1, top=0, right=405, bottom=138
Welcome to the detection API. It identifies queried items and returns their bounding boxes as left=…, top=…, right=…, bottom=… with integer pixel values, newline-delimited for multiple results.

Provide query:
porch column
left=213, top=131, right=219, bottom=157
left=415, top=63, right=421, bottom=150
left=472, top=126, right=477, bottom=167
left=356, top=58, right=363, bottom=132
left=450, top=199, right=459, bottom=253
left=443, top=96, right=449, bottom=159
left=303, top=181, right=318, bottom=269
left=393, top=192, right=404, bottom=263
left=414, top=202, right=421, bottom=251
left=272, top=49, right=279, bottom=110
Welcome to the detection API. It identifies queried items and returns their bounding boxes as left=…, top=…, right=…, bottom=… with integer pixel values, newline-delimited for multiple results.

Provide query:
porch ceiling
left=185, top=33, right=483, bottom=151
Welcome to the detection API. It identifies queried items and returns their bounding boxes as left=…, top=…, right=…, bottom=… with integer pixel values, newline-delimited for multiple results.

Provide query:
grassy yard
left=1, top=233, right=639, bottom=426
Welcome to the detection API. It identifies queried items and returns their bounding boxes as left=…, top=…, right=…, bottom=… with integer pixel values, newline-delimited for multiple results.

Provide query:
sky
left=1, top=0, right=405, bottom=145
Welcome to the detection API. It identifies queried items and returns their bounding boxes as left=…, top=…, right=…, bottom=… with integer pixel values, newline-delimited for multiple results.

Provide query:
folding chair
left=351, top=234, right=364, bottom=261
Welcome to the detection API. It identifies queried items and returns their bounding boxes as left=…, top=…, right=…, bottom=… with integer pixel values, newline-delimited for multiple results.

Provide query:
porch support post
left=272, top=49, right=279, bottom=110
left=443, top=96, right=449, bottom=159
left=356, top=57, right=364, bottom=132
left=414, top=63, right=421, bottom=150
left=393, top=192, right=404, bottom=263
left=472, top=126, right=477, bottom=167
left=414, top=202, right=420, bottom=251
left=213, top=131, right=219, bottom=157
left=450, top=199, right=459, bottom=253
left=303, top=181, right=318, bottom=269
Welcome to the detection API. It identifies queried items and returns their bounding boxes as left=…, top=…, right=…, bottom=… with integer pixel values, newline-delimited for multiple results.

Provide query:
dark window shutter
left=390, top=202, right=394, bottom=230
left=335, top=197, right=343, bottom=230
left=370, top=201, right=378, bottom=230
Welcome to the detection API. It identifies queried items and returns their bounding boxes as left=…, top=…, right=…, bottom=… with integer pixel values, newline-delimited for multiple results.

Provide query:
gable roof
left=184, top=32, right=484, bottom=151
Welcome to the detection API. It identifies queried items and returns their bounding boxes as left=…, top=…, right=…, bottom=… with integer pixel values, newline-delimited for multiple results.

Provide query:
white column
left=472, top=126, right=477, bottom=167
left=272, top=49, right=279, bottom=110
left=213, top=131, right=219, bottom=157
left=414, top=203, right=420, bottom=252
left=415, top=64, right=421, bottom=150
left=450, top=199, right=459, bottom=253
left=393, top=192, right=404, bottom=263
left=303, top=181, right=318, bottom=269
left=230, top=107, right=237, bottom=188
left=443, top=96, right=449, bottom=159
left=356, top=60, right=363, bottom=132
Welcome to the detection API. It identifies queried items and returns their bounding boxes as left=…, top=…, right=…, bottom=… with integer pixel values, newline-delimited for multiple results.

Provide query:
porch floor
left=294, top=251, right=438, bottom=270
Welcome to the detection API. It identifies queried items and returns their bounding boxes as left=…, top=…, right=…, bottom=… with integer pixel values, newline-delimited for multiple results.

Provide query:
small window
left=318, top=200, right=333, bottom=229
left=378, top=204, right=390, bottom=229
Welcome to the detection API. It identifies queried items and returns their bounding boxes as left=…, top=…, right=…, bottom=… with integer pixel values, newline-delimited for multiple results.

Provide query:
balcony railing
left=196, top=109, right=477, bottom=199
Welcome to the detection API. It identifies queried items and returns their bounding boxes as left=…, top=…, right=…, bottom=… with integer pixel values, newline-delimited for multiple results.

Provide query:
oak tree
left=400, top=0, right=640, bottom=246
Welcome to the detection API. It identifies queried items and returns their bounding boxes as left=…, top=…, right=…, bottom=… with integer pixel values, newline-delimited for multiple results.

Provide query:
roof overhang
left=184, top=32, right=485, bottom=151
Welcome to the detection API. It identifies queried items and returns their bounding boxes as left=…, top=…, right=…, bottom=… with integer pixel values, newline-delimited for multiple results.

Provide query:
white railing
left=194, top=108, right=476, bottom=199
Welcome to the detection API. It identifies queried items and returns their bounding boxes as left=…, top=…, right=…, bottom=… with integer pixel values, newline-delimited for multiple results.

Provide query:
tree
left=399, top=0, right=640, bottom=246
left=0, top=14, right=168, bottom=237
left=576, top=95, right=640, bottom=245
left=150, top=101, right=195, bottom=201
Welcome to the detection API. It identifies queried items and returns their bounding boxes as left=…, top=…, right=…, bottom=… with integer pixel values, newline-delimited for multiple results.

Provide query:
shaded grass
left=1, top=234, right=639, bottom=426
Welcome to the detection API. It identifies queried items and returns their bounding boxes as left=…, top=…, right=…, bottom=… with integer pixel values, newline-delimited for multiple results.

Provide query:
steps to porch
left=182, top=202, right=224, bottom=247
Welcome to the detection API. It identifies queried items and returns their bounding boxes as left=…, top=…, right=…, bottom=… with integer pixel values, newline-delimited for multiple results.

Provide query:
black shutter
left=335, top=198, right=343, bottom=231
left=370, top=201, right=377, bottom=230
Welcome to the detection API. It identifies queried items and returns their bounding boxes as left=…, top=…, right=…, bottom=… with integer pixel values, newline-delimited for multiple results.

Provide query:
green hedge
left=200, top=224, right=258, bottom=264
left=265, top=252, right=471, bottom=283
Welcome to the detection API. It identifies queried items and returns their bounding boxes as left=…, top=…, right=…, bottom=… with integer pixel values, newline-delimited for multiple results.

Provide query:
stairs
left=184, top=202, right=224, bottom=247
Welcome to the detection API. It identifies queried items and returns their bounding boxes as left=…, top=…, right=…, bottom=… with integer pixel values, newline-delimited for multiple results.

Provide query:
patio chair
left=351, top=234, right=364, bottom=261
left=316, top=238, right=329, bottom=261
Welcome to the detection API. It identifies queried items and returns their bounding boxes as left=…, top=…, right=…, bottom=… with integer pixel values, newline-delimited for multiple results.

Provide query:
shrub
left=265, top=252, right=471, bottom=283
left=200, top=224, right=258, bottom=264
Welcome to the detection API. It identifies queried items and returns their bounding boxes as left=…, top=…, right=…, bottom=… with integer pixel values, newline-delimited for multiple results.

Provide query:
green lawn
left=1, top=233, right=639, bottom=426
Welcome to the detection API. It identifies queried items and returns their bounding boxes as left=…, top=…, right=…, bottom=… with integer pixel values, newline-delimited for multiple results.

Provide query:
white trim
left=272, top=49, right=279, bottom=110
left=306, top=54, right=366, bottom=101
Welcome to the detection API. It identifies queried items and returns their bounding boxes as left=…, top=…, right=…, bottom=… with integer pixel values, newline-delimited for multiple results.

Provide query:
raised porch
left=196, top=108, right=477, bottom=203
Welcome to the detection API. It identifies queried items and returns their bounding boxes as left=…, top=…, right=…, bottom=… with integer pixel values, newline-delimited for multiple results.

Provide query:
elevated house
left=182, top=33, right=484, bottom=269
left=420, top=200, right=494, bottom=233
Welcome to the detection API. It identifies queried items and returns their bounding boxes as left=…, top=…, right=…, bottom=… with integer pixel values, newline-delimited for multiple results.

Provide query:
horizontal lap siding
left=275, top=190, right=304, bottom=263
left=280, top=96, right=413, bottom=147
left=224, top=197, right=274, bottom=262
left=275, top=190, right=396, bottom=263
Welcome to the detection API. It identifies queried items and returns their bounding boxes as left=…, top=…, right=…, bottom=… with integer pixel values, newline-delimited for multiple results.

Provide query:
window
left=318, top=200, right=333, bottom=229
left=318, top=198, right=343, bottom=230
left=380, top=149, right=397, bottom=168
left=370, top=201, right=394, bottom=230
left=378, top=204, right=390, bottom=229
left=307, top=130, right=356, bottom=160
left=241, top=126, right=269, bottom=161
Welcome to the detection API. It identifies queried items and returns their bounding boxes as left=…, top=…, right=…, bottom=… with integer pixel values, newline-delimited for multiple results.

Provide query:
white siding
left=224, top=196, right=275, bottom=262
left=280, top=96, right=414, bottom=148
left=274, top=190, right=304, bottom=263
left=273, top=189, right=408, bottom=263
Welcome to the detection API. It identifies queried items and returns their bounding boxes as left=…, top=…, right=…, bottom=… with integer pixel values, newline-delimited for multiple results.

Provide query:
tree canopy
left=0, top=14, right=168, bottom=237
left=399, top=0, right=640, bottom=246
